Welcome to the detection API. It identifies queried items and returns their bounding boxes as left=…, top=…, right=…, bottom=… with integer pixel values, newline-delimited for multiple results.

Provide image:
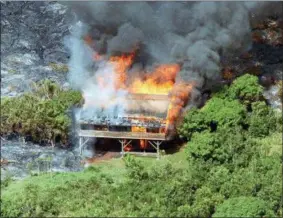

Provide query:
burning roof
left=73, top=47, right=192, bottom=133
left=79, top=94, right=169, bottom=128
left=125, top=94, right=170, bottom=117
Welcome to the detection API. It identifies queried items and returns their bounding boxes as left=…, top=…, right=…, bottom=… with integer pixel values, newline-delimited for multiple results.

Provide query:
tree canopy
left=213, top=197, right=276, bottom=217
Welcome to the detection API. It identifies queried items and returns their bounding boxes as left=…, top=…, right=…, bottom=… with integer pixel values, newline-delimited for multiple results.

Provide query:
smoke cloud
left=64, top=1, right=282, bottom=111
left=65, top=21, right=128, bottom=119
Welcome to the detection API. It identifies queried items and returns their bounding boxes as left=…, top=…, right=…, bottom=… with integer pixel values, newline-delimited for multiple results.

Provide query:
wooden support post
left=93, top=142, right=96, bottom=156
left=156, top=141, right=161, bottom=160
left=119, top=139, right=132, bottom=158
left=121, top=140, right=125, bottom=157
left=79, top=137, right=83, bottom=155
left=124, top=140, right=132, bottom=148
left=148, top=140, right=162, bottom=160
left=119, top=140, right=125, bottom=157
left=143, top=140, right=147, bottom=155
left=148, top=141, right=157, bottom=150
left=79, top=137, right=90, bottom=156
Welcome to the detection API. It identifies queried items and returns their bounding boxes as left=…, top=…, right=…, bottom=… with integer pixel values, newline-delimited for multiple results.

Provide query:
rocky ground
left=1, top=140, right=82, bottom=180
left=1, top=2, right=71, bottom=98
left=1, top=53, right=70, bottom=97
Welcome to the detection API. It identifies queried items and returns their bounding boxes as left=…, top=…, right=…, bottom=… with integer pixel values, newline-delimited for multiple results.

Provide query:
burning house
left=74, top=51, right=191, bottom=158
left=64, top=2, right=282, bottom=158
left=78, top=93, right=172, bottom=158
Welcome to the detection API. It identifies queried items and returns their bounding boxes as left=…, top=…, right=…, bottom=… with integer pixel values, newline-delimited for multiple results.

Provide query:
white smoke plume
left=65, top=21, right=128, bottom=120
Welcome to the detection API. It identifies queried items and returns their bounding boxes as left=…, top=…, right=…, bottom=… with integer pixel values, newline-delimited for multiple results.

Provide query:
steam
left=65, top=21, right=128, bottom=120
left=81, top=60, right=128, bottom=116
left=64, top=2, right=282, bottom=110
left=64, top=21, right=92, bottom=90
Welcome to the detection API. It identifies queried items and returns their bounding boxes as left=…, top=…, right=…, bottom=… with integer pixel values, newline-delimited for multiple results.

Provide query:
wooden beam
left=79, top=130, right=168, bottom=140
left=126, top=93, right=169, bottom=101
left=120, top=151, right=158, bottom=157
left=79, top=137, right=90, bottom=155
left=148, top=140, right=162, bottom=159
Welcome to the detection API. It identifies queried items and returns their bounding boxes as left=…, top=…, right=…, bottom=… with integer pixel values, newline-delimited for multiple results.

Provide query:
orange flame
left=129, top=64, right=180, bottom=95
left=93, top=53, right=102, bottom=61
left=84, top=35, right=93, bottom=46
left=131, top=126, right=147, bottom=132
left=83, top=35, right=194, bottom=134
left=222, top=67, right=234, bottom=80
left=110, top=52, right=135, bottom=89
left=140, top=139, right=148, bottom=149
left=124, top=144, right=133, bottom=152
left=166, top=83, right=193, bottom=132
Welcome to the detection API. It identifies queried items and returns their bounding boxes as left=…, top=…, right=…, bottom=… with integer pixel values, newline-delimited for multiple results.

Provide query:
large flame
left=166, top=83, right=193, bottom=132
left=140, top=139, right=148, bottom=150
left=110, top=53, right=135, bottom=89
left=131, top=126, right=147, bottom=132
left=83, top=35, right=193, bottom=135
left=129, top=64, right=180, bottom=94
left=83, top=35, right=93, bottom=46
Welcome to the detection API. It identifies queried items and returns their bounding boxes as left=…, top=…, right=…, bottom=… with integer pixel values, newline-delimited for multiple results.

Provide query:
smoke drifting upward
left=65, top=21, right=128, bottom=119
left=64, top=2, right=282, bottom=118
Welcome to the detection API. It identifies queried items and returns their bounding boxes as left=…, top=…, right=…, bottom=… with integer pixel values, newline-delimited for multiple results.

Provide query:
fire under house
left=78, top=93, right=174, bottom=159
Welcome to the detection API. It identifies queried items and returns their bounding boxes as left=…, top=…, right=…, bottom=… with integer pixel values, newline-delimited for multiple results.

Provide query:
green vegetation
left=0, top=80, right=82, bottom=145
left=1, top=74, right=282, bottom=217
left=48, top=62, right=69, bottom=73
left=277, top=80, right=283, bottom=102
left=248, top=101, right=277, bottom=137
left=228, top=74, right=264, bottom=102
left=179, top=98, right=246, bottom=139
left=213, top=197, right=276, bottom=217
left=7, top=69, right=17, bottom=74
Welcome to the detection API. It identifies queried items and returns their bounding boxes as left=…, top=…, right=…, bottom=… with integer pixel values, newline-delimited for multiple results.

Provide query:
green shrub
left=178, top=98, right=246, bottom=140
left=213, top=196, right=275, bottom=217
left=189, top=186, right=224, bottom=217
left=0, top=80, right=82, bottom=145
left=277, top=80, right=283, bottom=102
left=248, top=101, right=277, bottom=137
left=178, top=107, right=208, bottom=140
left=48, top=62, right=69, bottom=73
left=228, top=74, right=264, bottom=103
left=186, top=128, right=256, bottom=170
left=1, top=145, right=281, bottom=217
left=212, top=85, right=231, bottom=99
left=1, top=173, right=13, bottom=189
left=123, top=154, right=149, bottom=181
left=186, top=131, right=218, bottom=162
left=201, top=97, right=247, bottom=127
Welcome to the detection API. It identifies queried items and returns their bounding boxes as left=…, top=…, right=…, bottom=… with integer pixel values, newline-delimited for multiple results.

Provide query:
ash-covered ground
left=1, top=2, right=70, bottom=97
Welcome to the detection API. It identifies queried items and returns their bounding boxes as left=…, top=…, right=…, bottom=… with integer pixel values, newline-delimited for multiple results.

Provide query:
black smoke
left=63, top=1, right=282, bottom=106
